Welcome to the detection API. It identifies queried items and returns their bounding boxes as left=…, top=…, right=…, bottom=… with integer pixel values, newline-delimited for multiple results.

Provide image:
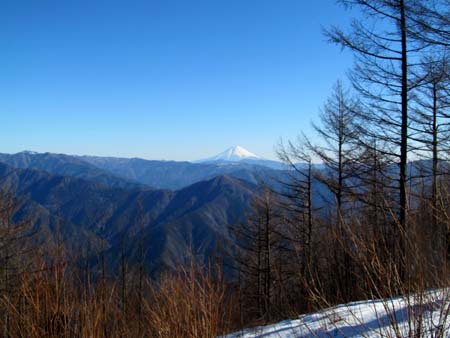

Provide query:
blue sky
left=0, top=0, right=354, bottom=160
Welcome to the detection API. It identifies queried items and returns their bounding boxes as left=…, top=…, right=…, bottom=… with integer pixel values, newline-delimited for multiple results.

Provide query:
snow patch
left=226, top=289, right=450, bottom=338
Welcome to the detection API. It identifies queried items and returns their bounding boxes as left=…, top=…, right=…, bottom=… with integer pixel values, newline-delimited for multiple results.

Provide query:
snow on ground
left=227, top=289, right=450, bottom=337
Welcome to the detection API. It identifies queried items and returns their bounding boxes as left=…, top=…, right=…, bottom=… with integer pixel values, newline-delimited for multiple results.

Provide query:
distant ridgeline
left=0, top=149, right=283, bottom=277
left=0, top=150, right=439, bottom=278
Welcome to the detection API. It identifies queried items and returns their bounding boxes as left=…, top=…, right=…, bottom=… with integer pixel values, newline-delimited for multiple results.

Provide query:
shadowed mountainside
left=0, top=162, right=256, bottom=275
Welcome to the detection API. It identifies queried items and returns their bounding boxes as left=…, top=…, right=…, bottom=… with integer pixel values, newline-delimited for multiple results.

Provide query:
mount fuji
left=198, top=146, right=260, bottom=162
left=197, top=146, right=284, bottom=169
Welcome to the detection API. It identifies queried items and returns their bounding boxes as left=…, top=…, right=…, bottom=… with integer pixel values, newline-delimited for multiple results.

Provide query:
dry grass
left=0, top=255, right=233, bottom=338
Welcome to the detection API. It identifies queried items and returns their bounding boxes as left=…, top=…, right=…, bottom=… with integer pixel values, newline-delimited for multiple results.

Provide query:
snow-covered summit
left=199, top=146, right=261, bottom=162
left=20, top=150, right=39, bottom=155
left=195, top=146, right=286, bottom=170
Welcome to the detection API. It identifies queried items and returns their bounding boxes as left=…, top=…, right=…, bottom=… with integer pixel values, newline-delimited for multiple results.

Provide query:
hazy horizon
left=4, top=144, right=276, bottom=162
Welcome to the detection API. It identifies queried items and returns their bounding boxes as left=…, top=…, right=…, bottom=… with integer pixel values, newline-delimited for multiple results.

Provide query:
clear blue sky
left=1, top=0, right=354, bottom=160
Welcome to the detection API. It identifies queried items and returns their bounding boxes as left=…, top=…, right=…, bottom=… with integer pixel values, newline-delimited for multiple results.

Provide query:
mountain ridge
left=0, top=162, right=256, bottom=275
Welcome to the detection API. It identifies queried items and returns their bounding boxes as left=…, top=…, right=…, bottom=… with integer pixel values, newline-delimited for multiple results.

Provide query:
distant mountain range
left=0, top=148, right=286, bottom=190
left=0, top=160, right=257, bottom=275
left=5, top=147, right=426, bottom=277
left=0, top=147, right=291, bottom=276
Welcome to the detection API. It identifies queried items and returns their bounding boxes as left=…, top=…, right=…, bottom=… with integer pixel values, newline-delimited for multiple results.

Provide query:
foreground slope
left=228, top=290, right=450, bottom=337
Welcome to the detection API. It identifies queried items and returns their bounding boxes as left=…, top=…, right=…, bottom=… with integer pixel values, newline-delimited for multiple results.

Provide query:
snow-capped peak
left=199, top=146, right=261, bottom=162
left=20, top=150, right=39, bottom=155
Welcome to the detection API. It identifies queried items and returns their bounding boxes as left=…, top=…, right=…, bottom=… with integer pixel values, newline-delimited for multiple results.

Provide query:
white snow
left=21, top=150, right=39, bottom=155
left=226, top=289, right=450, bottom=337
left=198, top=146, right=261, bottom=162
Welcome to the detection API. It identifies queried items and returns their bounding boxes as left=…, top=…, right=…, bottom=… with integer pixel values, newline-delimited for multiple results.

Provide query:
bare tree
left=229, top=190, right=288, bottom=322
left=325, top=0, right=431, bottom=281
left=411, top=54, right=450, bottom=270
left=309, top=82, right=362, bottom=301
left=277, top=141, right=315, bottom=304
